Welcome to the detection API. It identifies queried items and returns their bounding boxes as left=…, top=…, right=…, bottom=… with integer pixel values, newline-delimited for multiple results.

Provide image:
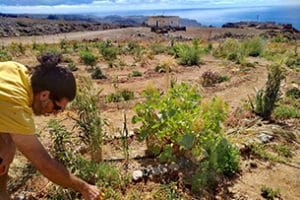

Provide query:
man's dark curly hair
left=31, top=52, right=76, bottom=101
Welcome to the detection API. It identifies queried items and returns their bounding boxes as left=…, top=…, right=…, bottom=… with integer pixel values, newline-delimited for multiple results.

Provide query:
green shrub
left=286, top=87, right=300, bottom=99
left=91, top=67, right=107, bottom=79
left=155, top=63, right=172, bottom=73
left=106, top=89, right=134, bottom=103
left=213, top=38, right=245, bottom=63
left=150, top=43, right=167, bottom=54
left=273, top=105, right=300, bottom=119
left=98, top=40, right=119, bottom=61
left=67, top=62, right=78, bottom=71
left=250, top=64, right=285, bottom=119
left=71, top=77, right=105, bottom=162
left=48, top=120, right=75, bottom=168
left=0, top=49, right=12, bottom=61
left=133, top=84, right=239, bottom=192
left=172, top=42, right=202, bottom=66
left=242, top=36, right=264, bottom=57
left=261, top=185, right=281, bottom=200
left=120, top=89, right=134, bottom=101
left=130, top=70, right=143, bottom=77
left=8, top=42, right=26, bottom=55
left=272, top=145, right=293, bottom=158
left=191, top=137, right=239, bottom=191
left=79, top=51, right=97, bottom=66
left=285, top=57, right=300, bottom=69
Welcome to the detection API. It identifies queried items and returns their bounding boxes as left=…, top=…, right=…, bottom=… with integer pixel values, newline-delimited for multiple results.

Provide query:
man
left=0, top=53, right=100, bottom=199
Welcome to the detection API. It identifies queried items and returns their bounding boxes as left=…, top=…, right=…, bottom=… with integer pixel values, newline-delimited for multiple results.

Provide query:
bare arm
left=10, top=133, right=99, bottom=199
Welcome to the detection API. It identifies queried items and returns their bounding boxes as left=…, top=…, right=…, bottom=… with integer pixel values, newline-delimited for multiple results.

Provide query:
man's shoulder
left=0, top=61, right=27, bottom=70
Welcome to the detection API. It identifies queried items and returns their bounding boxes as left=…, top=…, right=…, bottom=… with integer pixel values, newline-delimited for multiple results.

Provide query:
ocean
left=94, top=5, right=300, bottom=29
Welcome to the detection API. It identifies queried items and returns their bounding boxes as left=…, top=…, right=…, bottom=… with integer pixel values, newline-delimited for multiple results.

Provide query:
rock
left=15, top=194, right=26, bottom=200
left=257, top=132, right=273, bottom=143
left=250, top=162, right=258, bottom=168
left=132, top=170, right=144, bottom=181
left=169, top=163, right=179, bottom=171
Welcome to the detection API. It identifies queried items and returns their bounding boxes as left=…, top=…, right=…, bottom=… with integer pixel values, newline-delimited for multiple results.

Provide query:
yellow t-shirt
left=0, top=61, right=35, bottom=135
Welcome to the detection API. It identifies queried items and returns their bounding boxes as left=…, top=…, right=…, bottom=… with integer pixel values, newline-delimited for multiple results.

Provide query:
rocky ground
left=2, top=26, right=300, bottom=199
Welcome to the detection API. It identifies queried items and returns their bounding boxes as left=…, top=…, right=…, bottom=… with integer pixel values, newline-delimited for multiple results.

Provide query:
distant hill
left=0, top=13, right=202, bottom=37
left=0, top=14, right=119, bottom=37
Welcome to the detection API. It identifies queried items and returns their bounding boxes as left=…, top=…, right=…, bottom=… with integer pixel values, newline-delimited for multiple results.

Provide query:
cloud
left=0, top=0, right=94, bottom=6
left=0, top=0, right=298, bottom=14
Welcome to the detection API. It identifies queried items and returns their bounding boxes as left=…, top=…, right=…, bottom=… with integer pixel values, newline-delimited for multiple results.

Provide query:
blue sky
left=0, top=0, right=299, bottom=14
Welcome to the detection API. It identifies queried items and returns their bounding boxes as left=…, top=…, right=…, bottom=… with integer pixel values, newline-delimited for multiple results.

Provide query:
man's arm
left=10, top=133, right=99, bottom=200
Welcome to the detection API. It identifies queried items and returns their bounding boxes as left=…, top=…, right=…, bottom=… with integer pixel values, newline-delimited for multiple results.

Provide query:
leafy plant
left=67, top=62, right=78, bottom=71
left=155, top=63, right=172, bottom=73
left=286, top=87, right=300, bottom=99
left=242, top=36, right=264, bottom=57
left=98, top=40, right=119, bottom=61
left=132, top=83, right=202, bottom=161
left=285, top=57, right=300, bottom=69
left=91, top=67, right=107, bottom=80
left=273, top=104, right=300, bottom=119
left=153, top=182, right=182, bottom=200
left=261, top=185, right=281, bottom=200
left=106, top=89, right=134, bottom=103
left=249, top=64, right=285, bottom=120
left=150, top=43, right=168, bottom=55
left=130, top=70, right=143, bottom=77
left=0, top=49, right=12, bottom=62
left=213, top=38, right=245, bottom=63
left=79, top=50, right=97, bottom=66
left=48, top=120, right=76, bottom=169
left=172, top=41, right=202, bottom=66
left=272, top=144, right=293, bottom=158
left=71, top=77, right=105, bottom=162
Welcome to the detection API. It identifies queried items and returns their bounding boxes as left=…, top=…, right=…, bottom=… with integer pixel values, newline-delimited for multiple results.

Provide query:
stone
left=257, top=133, right=273, bottom=143
left=15, top=194, right=26, bottom=200
left=169, top=163, right=179, bottom=171
left=132, top=170, right=143, bottom=181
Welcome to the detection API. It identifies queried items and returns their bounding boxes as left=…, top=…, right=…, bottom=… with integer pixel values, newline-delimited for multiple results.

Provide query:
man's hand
left=81, top=184, right=101, bottom=200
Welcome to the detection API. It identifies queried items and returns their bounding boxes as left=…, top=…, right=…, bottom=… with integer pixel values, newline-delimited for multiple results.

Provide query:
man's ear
left=38, top=90, right=50, bottom=101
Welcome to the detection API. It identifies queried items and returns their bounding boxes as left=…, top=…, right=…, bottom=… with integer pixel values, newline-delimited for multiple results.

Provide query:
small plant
left=130, top=70, right=143, bottom=77
left=91, top=67, right=107, bottom=79
left=67, top=62, right=78, bottom=71
left=155, top=63, right=172, bottom=73
left=153, top=182, right=182, bottom=200
left=273, top=104, right=300, bottom=119
left=79, top=50, right=97, bottom=66
left=201, top=70, right=229, bottom=87
left=47, top=120, right=76, bottom=169
left=8, top=42, right=26, bottom=55
left=0, top=49, right=12, bottom=62
left=272, top=144, right=293, bottom=158
left=260, top=185, right=281, bottom=200
left=286, top=87, right=300, bottom=99
left=249, top=64, right=285, bottom=120
left=98, top=40, right=119, bottom=61
left=242, top=36, right=264, bottom=57
left=213, top=38, right=245, bottom=63
left=106, top=89, right=134, bottom=103
left=71, top=77, right=105, bottom=162
left=150, top=43, right=167, bottom=55
left=172, top=40, right=202, bottom=66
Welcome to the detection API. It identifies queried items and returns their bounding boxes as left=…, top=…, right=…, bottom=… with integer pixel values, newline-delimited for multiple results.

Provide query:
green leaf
left=179, top=134, right=194, bottom=150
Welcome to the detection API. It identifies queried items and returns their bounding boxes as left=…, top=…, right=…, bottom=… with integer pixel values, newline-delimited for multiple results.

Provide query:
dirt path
left=0, top=27, right=152, bottom=46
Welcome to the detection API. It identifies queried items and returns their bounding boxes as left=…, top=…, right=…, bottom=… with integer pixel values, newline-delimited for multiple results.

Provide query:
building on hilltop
left=147, top=16, right=180, bottom=28
left=146, top=16, right=185, bottom=33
